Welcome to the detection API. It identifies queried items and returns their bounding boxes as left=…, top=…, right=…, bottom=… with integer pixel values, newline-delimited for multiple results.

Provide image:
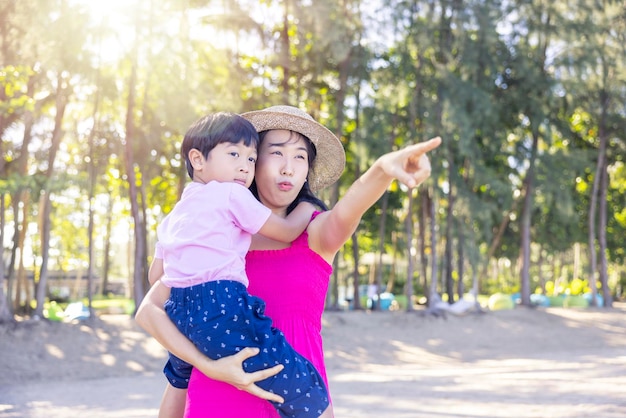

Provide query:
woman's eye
left=271, top=151, right=283, bottom=156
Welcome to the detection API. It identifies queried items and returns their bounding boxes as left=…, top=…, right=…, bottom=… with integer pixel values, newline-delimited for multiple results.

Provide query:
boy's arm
left=256, top=201, right=315, bottom=243
left=148, top=257, right=164, bottom=286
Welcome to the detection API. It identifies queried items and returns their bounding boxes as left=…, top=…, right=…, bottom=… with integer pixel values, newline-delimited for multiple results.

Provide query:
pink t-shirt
left=155, top=181, right=271, bottom=288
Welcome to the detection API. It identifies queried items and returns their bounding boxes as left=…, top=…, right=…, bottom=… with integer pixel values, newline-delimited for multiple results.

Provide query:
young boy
left=149, top=112, right=331, bottom=417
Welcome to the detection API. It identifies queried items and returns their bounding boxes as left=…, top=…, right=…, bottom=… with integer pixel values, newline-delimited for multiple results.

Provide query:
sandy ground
left=1, top=303, right=625, bottom=418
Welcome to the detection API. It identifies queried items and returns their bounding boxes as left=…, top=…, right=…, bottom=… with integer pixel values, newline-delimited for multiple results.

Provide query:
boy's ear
left=188, top=149, right=204, bottom=170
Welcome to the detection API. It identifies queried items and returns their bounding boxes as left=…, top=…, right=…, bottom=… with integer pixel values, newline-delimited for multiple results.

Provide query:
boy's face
left=192, top=141, right=257, bottom=188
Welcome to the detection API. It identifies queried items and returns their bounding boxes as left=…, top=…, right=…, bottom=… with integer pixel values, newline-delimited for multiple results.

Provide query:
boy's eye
left=249, top=157, right=257, bottom=163
left=229, top=152, right=239, bottom=157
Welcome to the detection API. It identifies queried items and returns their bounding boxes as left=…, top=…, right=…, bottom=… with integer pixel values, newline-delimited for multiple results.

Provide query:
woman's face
left=254, top=129, right=310, bottom=214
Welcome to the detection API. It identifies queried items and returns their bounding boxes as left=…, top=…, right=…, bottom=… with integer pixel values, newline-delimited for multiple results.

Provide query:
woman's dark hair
left=249, top=130, right=328, bottom=214
left=181, top=112, right=259, bottom=179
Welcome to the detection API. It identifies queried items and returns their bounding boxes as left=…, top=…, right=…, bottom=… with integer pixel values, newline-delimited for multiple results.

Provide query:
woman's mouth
left=278, top=181, right=293, bottom=191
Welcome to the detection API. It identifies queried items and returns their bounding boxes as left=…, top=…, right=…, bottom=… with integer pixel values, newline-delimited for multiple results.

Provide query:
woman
left=135, top=105, right=441, bottom=417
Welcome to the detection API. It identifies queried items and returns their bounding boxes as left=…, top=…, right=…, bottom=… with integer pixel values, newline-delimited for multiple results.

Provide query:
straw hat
left=241, top=105, right=346, bottom=191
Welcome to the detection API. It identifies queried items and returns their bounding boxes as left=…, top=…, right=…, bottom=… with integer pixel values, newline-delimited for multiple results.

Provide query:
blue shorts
left=163, top=280, right=330, bottom=418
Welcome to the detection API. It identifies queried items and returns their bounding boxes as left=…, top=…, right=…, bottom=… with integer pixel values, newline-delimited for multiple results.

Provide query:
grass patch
left=86, top=297, right=135, bottom=314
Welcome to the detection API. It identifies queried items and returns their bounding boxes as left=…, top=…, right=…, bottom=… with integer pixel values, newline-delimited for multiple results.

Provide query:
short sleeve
left=154, top=241, right=164, bottom=259
left=227, top=184, right=272, bottom=234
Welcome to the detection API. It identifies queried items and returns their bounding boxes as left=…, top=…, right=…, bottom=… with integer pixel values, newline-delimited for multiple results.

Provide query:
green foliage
left=1, top=0, right=625, bottom=313
left=0, top=65, right=35, bottom=115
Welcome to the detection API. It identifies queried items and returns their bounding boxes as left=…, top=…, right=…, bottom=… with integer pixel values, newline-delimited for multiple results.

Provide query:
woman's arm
left=135, top=280, right=285, bottom=403
left=309, top=137, right=441, bottom=261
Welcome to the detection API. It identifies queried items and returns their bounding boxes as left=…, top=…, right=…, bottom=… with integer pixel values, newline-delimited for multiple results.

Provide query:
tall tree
left=34, top=72, right=70, bottom=318
left=556, top=0, right=625, bottom=307
left=504, top=0, right=561, bottom=306
left=123, top=7, right=149, bottom=313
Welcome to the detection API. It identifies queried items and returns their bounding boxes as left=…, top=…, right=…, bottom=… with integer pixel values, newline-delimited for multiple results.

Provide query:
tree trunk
left=457, top=219, right=465, bottom=299
left=124, top=24, right=149, bottom=313
left=444, top=172, right=455, bottom=304
left=6, top=198, right=19, bottom=309
left=573, top=242, right=581, bottom=280
left=598, top=145, right=611, bottom=307
left=328, top=181, right=340, bottom=310
left=0, top=115, right=9, bottom=321
left=102, top=194, right=114, bottom=296
left=86, top=80, right=101, bottom=317
left=326, top=42, right=352, bottom=311
left=387, top=232, right=398, bottom=294
left=405, top=190, right=416, bottom=312
left=279, top=0, right=290, bottom=102
left=419, top=191, right=429, bottom=294
left=597, top=87, right=611, bottom=308
left=481, top=197, right=519, bottom=282
left=6, top=106, right=37, bottom=315
left=429, top=188, right=439, bottom=304
left=15, top=191, right=31, bottom=312
left=34, top=76, right=68, bottom=318
left=519, top=131, right=539, bottom=307
left=71, top=268, right=83, bottom=301
left=538, top=247, right=545, bottom=294
left=0, top=194, right=11, bottom=322
left=351, top=231, right=362, bottom=310
left=374, top=192, right=389, bottom=310
left=327, top=174, right=340, bottom=310
left=587, top=99, right=607, bottom=307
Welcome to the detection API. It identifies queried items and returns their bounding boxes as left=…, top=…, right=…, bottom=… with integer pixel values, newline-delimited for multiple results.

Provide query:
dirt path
left=2, top=304, right=625, bottom=417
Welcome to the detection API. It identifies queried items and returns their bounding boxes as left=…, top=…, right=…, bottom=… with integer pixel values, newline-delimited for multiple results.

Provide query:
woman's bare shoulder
left=306, top=211, right=338, bottom=263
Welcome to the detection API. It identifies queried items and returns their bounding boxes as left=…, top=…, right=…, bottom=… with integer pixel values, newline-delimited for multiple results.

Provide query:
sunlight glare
left=71, top=0, right=139, bottom=22
left=70, top=0, right=140, bottom=62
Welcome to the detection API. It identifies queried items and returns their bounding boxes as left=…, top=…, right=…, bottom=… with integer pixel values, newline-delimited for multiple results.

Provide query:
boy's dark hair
left=182, top=112, right=259, bottom=179
left=249, top=130, right=328, bottom=214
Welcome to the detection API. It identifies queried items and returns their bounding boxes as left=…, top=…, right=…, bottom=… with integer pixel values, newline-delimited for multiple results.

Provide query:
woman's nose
left=281, top=161, right=293, bottom=176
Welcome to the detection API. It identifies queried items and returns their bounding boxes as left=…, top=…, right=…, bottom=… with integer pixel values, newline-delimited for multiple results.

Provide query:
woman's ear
left=188, top=149, right=205, bottom=170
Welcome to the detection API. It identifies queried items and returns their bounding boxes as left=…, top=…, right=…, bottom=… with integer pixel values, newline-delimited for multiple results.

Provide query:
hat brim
left=242, top=107, right=346, bottom=192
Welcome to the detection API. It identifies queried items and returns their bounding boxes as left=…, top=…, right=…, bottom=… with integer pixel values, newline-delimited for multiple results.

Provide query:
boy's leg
left=238, top=297, right=330, bottom=417
left=158, top=383, right=187, bottom=418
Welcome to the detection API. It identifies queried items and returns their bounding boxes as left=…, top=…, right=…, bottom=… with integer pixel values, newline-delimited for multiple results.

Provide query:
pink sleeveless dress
left=185, top=223, right=333, bottom=417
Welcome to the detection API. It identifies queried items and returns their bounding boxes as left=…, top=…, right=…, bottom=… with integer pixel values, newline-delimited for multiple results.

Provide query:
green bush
left=547, top=295, right=565, bottom=307
left=43, top=301, right=65, bottom=321
left=83, top=297, right=135, bottom=314
left=488, top=293, right=515, bottom=311
left=563, top=295, right=589, bottom=308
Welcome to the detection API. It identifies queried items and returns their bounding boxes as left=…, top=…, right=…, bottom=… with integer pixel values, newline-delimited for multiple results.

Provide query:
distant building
left=24, top=270, right=103, bottom=301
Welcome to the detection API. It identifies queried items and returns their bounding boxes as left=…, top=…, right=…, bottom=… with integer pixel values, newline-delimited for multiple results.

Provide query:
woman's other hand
left=197, top=347, right=286, bottom=403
